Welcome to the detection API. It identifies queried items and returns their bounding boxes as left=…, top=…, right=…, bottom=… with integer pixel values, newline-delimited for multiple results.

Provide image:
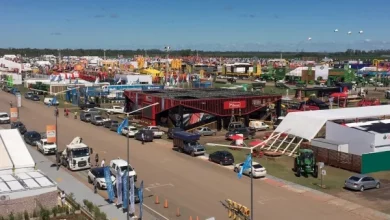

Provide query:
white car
left=234, top=162, right=267, bottom=178
left=107, top=106, right=124, bottom=114
left=0, top=112, right=10, bottom=124
left=121, top=126, right=138, bottom=137
left=36, top=138, right=57, bottom=155
left=249, top=121, right=269, bottom=131
left=109, top=159, right=137, bottom=181
left=87, top=167, right=116, bottom=190
left=43, top=97, right=59, bottom=106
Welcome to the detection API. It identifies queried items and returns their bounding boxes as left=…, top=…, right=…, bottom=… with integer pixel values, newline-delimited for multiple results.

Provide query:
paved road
left=0, top=91, right=377, bottom=220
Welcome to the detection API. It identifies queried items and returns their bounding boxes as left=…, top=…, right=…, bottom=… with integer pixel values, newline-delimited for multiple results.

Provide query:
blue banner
left=122, top=171, right=129, bottom=209
left=117, top=118, right=128, bottom=134
left=129, top=176, right=135, bottom=214
left=104, top=166, right=115, bottom=202
left=139, top=181, right=144, bottom=218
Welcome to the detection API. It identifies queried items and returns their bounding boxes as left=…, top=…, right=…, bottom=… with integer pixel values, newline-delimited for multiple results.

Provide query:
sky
left=0, top=0, right=389, bottom=52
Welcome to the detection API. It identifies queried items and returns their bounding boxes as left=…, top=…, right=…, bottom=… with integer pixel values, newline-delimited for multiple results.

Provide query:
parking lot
left=1, top=90, right=388, bottom=220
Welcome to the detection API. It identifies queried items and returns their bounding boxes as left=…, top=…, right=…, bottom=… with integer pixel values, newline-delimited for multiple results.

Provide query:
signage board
left=321, top=169, right=327, bottom=176
left=10, top=108, right=18, bottom=122
left=46, top=125, right=56, bottom=143
left=223, top=101, right=247, bottom=110
left=16, top=93, right=21, bottom=107
left=144, top=96, right=153, bottom=102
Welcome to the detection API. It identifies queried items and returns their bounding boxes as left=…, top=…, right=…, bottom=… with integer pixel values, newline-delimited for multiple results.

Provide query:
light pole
left=30, top=87, right=79, bottom=169
left=164, top=46, right=170, bottom=84
left=96, top=102, right=159, bottom=219
left=206, top=132, right=283, bottom=220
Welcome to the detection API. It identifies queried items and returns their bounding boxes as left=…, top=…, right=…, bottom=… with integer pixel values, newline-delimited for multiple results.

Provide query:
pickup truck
left=143, top=126, right=164, bottom=138
left=106, top=106, right=124, bottom=114
left=173, top=131, right=205, bottom=157
left=79, top=101, right=100, bottom=110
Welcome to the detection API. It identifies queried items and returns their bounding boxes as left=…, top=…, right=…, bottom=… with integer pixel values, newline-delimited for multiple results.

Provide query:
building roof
left=136, top=88, right=276, bottom=100
left=0, top=129, right=35, bottom=171
left=275, top=105, right=390, bottom=140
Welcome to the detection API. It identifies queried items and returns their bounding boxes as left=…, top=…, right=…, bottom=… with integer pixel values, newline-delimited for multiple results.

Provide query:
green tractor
left=294, top=149, right=318, bottom=178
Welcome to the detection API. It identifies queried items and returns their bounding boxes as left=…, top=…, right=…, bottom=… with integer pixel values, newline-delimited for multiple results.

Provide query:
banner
left=139, top=181, right=144, bottom=219
left=10, top=108, right=18, bottom=122
left=16, top=93, right=21, bottom=107
left=104, top=166, right=115, bottom=202
left=116, top=170, right=123, bottom=205
left=129, top=176, right=135, bottom=214
left=315, top=65, right=329, bottom=80
left=122, top=171, right=129, bottom=209
left=46, top=125, right=56, bottom=143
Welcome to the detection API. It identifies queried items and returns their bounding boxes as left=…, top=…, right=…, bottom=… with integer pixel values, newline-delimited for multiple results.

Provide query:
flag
left=48, top=97, right=57, bottom=107
left=117, top=118, right=128, bottom=134
left=116, top=169, right=123, bottom=205
left=74, top=78, right=78, bottom=84
left=238, top=154, right=252, bottom=179
left=122, top=171, right=129, bottom=209
left=94, top=77, right=100, bottom=84
left=104, top=166, right=115, bottom=202
left=50, top=75, right=55, bottom=82
left=129, top=176, right=135, bottom=214
left=138, top=180, right=144, bottom=219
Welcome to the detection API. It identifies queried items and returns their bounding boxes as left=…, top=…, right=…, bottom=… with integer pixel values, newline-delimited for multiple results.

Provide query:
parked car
left=84, top=108, right=100, bottom=113
left=79, top=102, right=100, bottom=110
left=121, top=126, right=138, bottom=137
left=43, top=97, right=59, bottom=106
left=11, top=121, right=27, bottom=134
left=109, top=159, right=137, bottom=182
left=80, top=112, right=92, bottom=122
left=36, top=138, right=57, bottom=155
left=233, top=162, right=267, bottom=178
left=194, top=127, right=217, bottom=136
left=143, top=126, right=164, bottom=138
left=24, top=131, right=42, bottom=146
left=87, top=167, right=116, bottom=190
left=225, top=127, right=255, bottom=140
left=91, top=115, right=104, bottom=126
left=0, top=112, right=10, bottom=124
left=134, top=130, right=154, bottom=142
left=110, top=121, right=120, bottom=131
left=31, top=94, right=40, bottom=101
left=10, top=88, right=20, bottom=95
left=167, top=127, right=183, bottom=139
left=228, top=122, right=246, bottom=131
left=3, top=86, right=13, bottom=93
left=104, top=120, right=115, bottom=128
left=344, top=174, right=380, bottom=191
left=106, top=106, right=124, bottom=114
left=208, top=151, right=234, bottom=165
left=24, top=92, right=34, bottom=99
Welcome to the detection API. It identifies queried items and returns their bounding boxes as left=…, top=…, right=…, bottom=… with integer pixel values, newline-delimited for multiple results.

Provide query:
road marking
left=56, top=177, right=63, bottom=182
left=143, top=203, right=169, bottom=220
left=145, top=183, right=174, bottom=191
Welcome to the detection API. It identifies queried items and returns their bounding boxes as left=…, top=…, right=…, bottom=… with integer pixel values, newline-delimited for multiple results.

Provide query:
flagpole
left=126, top=116, right=131, bottom=219
left=250, top=149, right=253, bottom=220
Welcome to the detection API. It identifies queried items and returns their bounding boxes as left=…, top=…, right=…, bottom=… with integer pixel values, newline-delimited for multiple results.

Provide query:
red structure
left=124, top=88, right=282, bottom=129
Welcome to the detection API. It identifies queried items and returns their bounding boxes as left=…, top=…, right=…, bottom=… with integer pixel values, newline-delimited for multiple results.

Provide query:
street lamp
left=164, top=46, right=170, bottom=84
left=206, top=132, right=284, bottom=220
left=30, top=87, right=79, bottom=169
left=96, top=102, right=159, bottom=219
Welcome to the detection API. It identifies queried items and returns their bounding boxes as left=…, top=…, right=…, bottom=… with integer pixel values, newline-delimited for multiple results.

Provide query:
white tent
left=286, top=67, right=310, bottom=77
left=275, top=105, right=390, bottom=140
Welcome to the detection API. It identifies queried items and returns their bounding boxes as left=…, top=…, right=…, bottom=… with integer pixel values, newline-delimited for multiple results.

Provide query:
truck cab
left=109, top=159, right=137, bottom=182
left=173, top=131, right=205, bottom=157
left=61, top=137, right=92, bottom=171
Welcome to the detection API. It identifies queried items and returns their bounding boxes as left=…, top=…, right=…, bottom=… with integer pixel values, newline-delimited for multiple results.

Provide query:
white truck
left=60, top=137, right=92, bottom=171
left=0, top=112, right=10, bottom=124
left=109, top=159, right=137, bottom=182
left=36, top=138, right=57, bottom=155
left=106, top=106, right=124, bottom=114
left=143, top=126, right=164, bottom=138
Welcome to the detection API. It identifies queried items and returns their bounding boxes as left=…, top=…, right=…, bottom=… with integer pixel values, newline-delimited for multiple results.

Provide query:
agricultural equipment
left=357, top=98, right=380, bottom=107
left=293, top=149, right=318, bottom=178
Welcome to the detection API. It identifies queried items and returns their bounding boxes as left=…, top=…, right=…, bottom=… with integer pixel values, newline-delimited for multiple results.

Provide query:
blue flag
left=122, top=171, right=129, bottom=209
left=117, top=118, right=128, bottom=134
left=48, top=97, right=57, bottom=107
left=238, top=154, right=252, bottom=179
left=104, top=166, right=115, bottom=202
left=138, top=181, right=144, bottom=219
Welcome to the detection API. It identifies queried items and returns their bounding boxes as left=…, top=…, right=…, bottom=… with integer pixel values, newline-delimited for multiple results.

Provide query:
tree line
left=0, top=48, right=389, bottom=59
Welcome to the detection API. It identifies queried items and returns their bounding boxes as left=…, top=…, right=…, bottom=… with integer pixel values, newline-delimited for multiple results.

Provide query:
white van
left=249, top=120, right=269, bottom=131
left=0, top=112, right=10, bottom=124
left=43, top=97, right=59, bottom=106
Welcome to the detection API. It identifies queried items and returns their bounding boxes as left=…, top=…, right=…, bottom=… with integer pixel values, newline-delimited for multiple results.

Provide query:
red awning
left=230, top=135, right=244, bottom=140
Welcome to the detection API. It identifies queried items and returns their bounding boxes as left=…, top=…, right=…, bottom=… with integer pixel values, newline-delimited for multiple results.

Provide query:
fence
left=301, top=142, right=361, bottom=173
left=361, top=151, right=390, bottom=174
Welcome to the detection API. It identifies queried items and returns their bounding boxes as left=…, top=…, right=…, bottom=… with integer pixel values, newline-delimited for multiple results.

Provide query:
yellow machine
left=373, top=59, right=384, bottom=71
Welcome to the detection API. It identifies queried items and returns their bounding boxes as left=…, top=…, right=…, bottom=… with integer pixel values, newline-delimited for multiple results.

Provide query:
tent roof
left=275, top=105, right=390, bottom=140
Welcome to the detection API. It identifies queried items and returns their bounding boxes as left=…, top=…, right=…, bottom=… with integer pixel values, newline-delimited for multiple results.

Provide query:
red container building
left=124, top=88, right=282, bottom=130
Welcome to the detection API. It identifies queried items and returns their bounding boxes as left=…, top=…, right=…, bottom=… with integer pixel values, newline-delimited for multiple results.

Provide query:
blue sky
left=0, top=0, right=389, bottom=52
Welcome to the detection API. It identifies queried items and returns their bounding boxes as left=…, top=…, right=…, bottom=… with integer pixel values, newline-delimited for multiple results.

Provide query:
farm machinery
left=293, top=149, right=318, bottom=178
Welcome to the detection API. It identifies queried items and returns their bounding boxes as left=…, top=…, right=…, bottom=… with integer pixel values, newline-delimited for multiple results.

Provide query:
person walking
left=95, top=153, right=99, bottom=167
left=100, top=158, right=105, bottom=167
left=74, top=111, right=78, bottom=119
left=93, top=178, right=98, bottom=194
left=60, top=191, right=66, bottom=206
left=141, top=132, right=145, bottom=145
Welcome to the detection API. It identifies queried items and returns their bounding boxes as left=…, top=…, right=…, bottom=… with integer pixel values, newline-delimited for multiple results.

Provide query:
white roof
left=275, top=105, right=390, bottom=140
left=67, top=143, right=88, bottom=149
left=0, top=171, right=56, bottom=194
left=111, top=159, right=128, bottom=166
left=0, top=129, right=35, bottom=170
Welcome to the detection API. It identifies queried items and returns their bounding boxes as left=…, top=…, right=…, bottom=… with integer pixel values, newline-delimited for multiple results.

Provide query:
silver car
left=344, top=174, right=380, bottom=191
left=194, top=127, right=217, bottom=136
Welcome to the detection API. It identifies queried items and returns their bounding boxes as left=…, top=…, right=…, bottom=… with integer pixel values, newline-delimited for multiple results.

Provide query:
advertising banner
left=122, top=171, right=129, bottom=209
left=139, top=181, right=144, bottom=219
left=46, top=125, right=56, bottom=143
left=10, top=108, right=18, bottom=122
left=223, top=100, right=247, bottom=110
left=104, top=166, right=115, bottom=202
left=16, top=93, right=21, bottom=107
left=129, top=176, right=135, bottom=214
left=116, top=171, right=123, bottom=205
